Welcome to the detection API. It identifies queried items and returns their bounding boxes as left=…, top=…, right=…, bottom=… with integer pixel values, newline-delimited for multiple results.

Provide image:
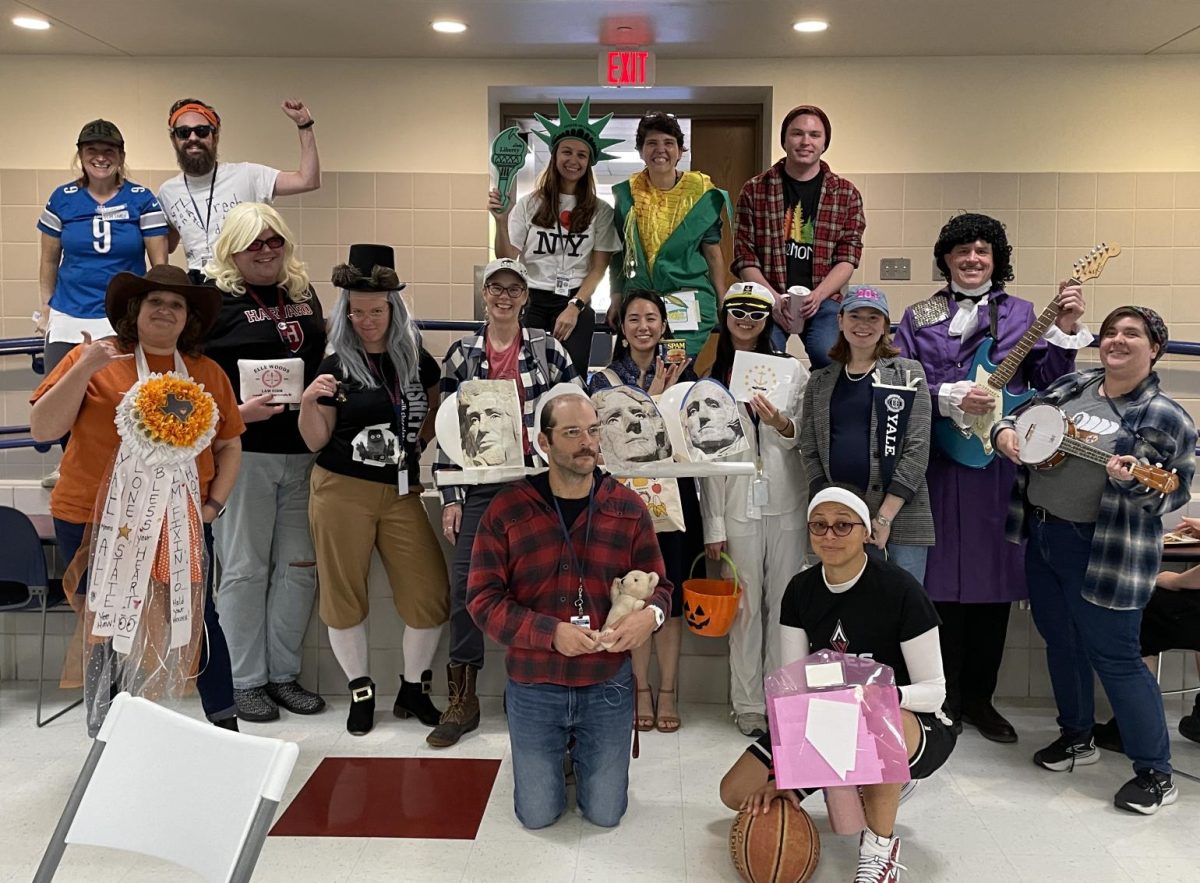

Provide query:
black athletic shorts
left=749, top=710, right=956, bottom=784
left=1141, top=588, right=1200, bottom=657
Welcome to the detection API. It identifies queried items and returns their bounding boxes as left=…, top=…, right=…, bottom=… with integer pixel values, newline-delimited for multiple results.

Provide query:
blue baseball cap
left=840, top=285, right=890, bottom=318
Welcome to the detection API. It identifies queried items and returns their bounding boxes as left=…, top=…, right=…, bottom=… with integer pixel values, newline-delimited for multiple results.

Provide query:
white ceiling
left=1, top=0, right=1198, bottom=59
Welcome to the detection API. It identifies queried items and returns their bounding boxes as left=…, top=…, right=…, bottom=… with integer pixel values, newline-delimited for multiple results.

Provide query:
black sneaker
left=1114, top=768, right=1178, bottom=815
left=266, top=680, right=326, bottom=715
left=1180, top=698, right=1200, bottom=745
left=1092, top=718, right=1124, bottom=753
left=1033, top=732, right=1099, bottom=772
left=234, top=686, right=279, bottom=723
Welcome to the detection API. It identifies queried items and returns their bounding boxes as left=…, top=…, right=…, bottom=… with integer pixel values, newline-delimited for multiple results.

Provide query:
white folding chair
left=34, top=692, right=299, bottom=883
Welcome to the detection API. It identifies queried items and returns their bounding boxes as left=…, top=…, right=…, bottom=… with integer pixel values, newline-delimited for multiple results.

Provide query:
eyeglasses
left=171, top=124, right=216, bottom=140
left=728, top=307, right=770, bottom=322
left=484, top=282, right=527, bottom=298
left=807, top=521, right=865, bottom=537
left=348, top=308, right=389, bottom=322
left=553, top=425, right=601, bottom=440
left=242, top=235, right=285, bottom=252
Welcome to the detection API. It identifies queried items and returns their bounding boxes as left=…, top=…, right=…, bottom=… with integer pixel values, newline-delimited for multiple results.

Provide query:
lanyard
left=243, top=285, right=292, bottom=344
left=552, top=481, right=595, bottom=618
left=367, top=354, right=408, bottom=435
left=184, top=162, right=218, bottom=238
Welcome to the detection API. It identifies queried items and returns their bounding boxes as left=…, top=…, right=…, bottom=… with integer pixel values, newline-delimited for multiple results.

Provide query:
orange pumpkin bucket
left=682, top=552, right=741, bottom=637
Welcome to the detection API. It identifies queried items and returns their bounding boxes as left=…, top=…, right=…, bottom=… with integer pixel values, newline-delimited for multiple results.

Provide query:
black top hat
left=331, top=244, right=405, bottom=292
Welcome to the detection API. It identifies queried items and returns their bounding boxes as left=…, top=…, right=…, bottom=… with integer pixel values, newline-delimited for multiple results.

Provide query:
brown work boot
left=426, top=663, right=480, bottom=748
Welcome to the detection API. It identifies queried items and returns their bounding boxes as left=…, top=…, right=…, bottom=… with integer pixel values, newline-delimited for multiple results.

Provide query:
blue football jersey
left=37, top=180, right=168, bottom=319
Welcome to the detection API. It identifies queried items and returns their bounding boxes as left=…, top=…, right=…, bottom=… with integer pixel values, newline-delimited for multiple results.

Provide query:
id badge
left=751, top=477, right=770, bottom=507
left=570, top=614, right=592, bottom=629
left=554, top=272, right=572, bottom=297
left=396, top=448, right=409, bottom=496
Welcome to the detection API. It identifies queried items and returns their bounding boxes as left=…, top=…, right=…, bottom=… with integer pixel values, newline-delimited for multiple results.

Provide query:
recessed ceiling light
left=13, top=16, right=51, bottom=30
left=431, top=20, right=467, bottom=34
left=792, top=20, right=829, bottom=33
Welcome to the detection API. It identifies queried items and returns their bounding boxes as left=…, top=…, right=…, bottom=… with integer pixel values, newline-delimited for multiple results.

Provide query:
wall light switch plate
left=879, top=258, right=911, bottom=281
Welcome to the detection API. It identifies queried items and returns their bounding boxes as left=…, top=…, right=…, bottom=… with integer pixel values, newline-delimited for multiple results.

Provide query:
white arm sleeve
left=897, top=627, right=946, bottom=713
left=780, top=625, right=810, bottom=668
left=936, top=380, right=974, bottom=429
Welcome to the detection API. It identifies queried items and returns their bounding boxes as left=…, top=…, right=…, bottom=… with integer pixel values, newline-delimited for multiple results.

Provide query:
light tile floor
left=2, top=684, right=1198, bottom=882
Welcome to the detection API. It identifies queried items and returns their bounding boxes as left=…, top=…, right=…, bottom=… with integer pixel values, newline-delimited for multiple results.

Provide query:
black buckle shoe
left=347, top=677, right=376, bottom=736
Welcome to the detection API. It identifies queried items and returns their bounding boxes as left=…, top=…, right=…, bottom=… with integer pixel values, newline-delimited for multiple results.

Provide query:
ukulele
left=933, top=242, right=1122, bottom=469
left=1013, top=404, right=1179, bottom=495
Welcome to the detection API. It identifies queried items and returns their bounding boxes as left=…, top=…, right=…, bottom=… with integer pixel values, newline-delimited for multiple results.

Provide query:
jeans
left=450, top=483, right=503, bottom=668
left=53, top=517, right=235, bottom=722
left=1026, top=518, right=1171, bottom=775
left=505, top=658, right=634, bottom=829
left=866, top=542, right=929, bottom=584
left=214, top=452, right=317, bottom=689
left=770, top=296, right=840, bottom=368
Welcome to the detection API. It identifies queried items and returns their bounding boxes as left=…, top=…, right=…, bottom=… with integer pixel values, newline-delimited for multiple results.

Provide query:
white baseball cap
left=483, top=258, right=529, bottom=285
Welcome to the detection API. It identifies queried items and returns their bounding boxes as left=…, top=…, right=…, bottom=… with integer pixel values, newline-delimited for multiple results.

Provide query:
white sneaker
left=40, top=469, right=59, bottom=489
left=735, top=712, right=767, bottom=737
left=855, top=832, right=905, bottom=883
left=898, top=779, right=919, bottom=805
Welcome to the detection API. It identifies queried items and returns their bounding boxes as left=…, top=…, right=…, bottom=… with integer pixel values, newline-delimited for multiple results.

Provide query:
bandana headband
left=807, top=487, right=873, bottom=538
left=169, top=103, right=220, bottom=129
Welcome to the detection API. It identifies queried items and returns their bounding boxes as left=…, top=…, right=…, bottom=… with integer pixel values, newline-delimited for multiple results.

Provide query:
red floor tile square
left=271, top=756, right=502, bottom=839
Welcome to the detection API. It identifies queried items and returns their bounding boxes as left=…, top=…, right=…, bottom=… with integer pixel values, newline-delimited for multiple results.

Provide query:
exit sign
left=599, top=48, right=655, bottom=88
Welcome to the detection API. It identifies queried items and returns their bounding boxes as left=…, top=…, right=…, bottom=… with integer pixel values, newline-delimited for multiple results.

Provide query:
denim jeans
left=449, top=483, right=503, bottom=668
left=770, top=296, right=840, bottom=368
left=54, top=517, right=235, bottom=722
left=866, top=542, right=929, bottom=584
left=1026, top=518, right=1171, bottom=775
left=505, top=658, right=634, bottom=829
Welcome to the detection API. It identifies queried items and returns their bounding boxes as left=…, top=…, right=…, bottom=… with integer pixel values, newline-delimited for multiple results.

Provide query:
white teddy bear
left=598, top=569, right=660, bottom=649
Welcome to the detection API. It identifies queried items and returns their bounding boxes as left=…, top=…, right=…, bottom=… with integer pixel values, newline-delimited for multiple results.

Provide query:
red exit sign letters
left=599, top=48, right=655, bottom=87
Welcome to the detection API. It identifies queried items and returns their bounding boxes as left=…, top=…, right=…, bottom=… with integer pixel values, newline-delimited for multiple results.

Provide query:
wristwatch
left=650, top=605, right=665, bottom=629
left=206, top=497, right=228, bottom=520
left=874, top=513, right=893, bottom=527
left=568, top=296, right=586, bottom=312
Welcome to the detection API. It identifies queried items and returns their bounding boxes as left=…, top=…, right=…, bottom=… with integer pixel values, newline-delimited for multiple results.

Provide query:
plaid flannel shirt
left=434, top=324, right=581, bottom=505
left=998, top=368, right=1196, bottom=610
left=466, top=472, right=673, bottom=687
left=731, top=159, right=865, bottom=294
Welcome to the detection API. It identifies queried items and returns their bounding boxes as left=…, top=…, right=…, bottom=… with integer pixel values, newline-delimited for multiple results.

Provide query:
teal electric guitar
left=933, top=242, right=1121, bottom=469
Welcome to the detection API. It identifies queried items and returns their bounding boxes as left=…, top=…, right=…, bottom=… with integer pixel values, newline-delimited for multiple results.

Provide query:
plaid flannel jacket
left=998, top=368, right=1196, bottom=610
left=731, top=159, right=865, bottom=293
left=434, top=324, right=581, bottom=505
left=466, top=473, right=673, bottom=687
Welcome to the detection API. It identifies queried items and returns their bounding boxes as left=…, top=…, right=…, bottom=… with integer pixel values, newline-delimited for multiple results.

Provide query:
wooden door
left=690, top=117, right=761, bottom=293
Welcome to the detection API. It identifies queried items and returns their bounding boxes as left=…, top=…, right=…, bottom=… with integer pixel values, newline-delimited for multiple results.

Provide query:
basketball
left=729, top=800, right=820, bottom=883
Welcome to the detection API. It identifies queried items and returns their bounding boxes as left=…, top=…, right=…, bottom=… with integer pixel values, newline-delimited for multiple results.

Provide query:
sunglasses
left=727, top=307, right=770, bottom=322
left=642, top=111, right=677, bottom=120
left=243, top=235, right=285, bottom=252
left=171, top=124, right=216, bottom=140
left=807, top=521, right=865, bottom=537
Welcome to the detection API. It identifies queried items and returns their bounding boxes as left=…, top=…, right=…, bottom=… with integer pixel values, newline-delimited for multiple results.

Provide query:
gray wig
left=327, top=288, right=421, bottom=390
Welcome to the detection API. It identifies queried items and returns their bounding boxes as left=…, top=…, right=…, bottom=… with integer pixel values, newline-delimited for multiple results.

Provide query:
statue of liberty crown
left=533, top=97, right=622, bottom=167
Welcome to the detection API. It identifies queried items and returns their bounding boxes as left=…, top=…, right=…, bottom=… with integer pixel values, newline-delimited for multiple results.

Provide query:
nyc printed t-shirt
left=203, top=283, right=326, bottom=454
left=31, top=348, right=245, bottom=524
left=508, top=193, right=621, bottom=293
left=157, top=162, right=279, bottom=270
left=37, top=179, right=168, bottom=319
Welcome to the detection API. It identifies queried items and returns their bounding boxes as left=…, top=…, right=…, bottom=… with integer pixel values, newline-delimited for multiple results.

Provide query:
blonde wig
left=204, top=202, right=311, bottom=301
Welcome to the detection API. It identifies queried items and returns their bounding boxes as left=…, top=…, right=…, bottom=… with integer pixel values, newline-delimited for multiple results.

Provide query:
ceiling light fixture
left=431, top=20, right=467, bottom=34
left=792, top=20, right=829, bottom=33
left=13, top=16, right=51, bottom=30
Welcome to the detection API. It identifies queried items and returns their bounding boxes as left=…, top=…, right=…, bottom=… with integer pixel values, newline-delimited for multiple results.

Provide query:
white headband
left=807, top=487, right=872, bottom=537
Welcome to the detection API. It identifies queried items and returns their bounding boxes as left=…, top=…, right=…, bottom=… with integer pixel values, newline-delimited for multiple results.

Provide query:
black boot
left=394, top=669, right=442, bottom=727
left=347, top=677, right=376, bottom=736
left=213, top=715, right=239, bottom=732
left=426, top=664, right=480, bottom=748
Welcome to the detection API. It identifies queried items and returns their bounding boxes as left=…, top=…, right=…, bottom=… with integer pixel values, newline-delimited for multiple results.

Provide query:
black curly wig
left=933, top=213, right=1014, bottom=287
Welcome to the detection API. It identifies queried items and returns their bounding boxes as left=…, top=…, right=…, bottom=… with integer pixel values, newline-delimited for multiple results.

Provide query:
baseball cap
left=840, top=285, right=890, bottom=318
left=77, top=119, right=124, bottom=148
left=483, top=258, right=529, bottom=285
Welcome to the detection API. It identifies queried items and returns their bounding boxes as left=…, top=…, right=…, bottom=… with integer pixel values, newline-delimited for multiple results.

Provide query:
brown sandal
left=635, top=687, right=656, bottom=732
left=655, top=688, right=681, bottom=733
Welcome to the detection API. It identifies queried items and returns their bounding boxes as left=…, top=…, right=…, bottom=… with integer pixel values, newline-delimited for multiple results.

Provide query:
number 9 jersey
left=37, top=179, right=169, bottom=320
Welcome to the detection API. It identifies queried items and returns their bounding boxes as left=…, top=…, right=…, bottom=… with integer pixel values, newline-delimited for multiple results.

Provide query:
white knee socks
left=402, top=625, right=444, bottom=681
left=328, top=622, right=369, bottom=682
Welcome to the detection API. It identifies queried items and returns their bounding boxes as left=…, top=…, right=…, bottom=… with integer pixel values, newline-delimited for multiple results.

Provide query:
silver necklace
left=844, top=363, right=873, bottom=383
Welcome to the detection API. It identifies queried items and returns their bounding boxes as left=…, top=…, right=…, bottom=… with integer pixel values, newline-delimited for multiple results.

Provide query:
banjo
left=1014, top=404, right=1179, bottom=495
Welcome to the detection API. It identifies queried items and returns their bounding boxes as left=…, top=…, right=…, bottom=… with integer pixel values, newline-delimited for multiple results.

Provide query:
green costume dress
left=611, top=170, right=730, bottom=355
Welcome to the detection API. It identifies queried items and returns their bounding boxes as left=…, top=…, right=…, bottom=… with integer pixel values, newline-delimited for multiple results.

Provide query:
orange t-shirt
left=30, top=349, right=246, bottom=524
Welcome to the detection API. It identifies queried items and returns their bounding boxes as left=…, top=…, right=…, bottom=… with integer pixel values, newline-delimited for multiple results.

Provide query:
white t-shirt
left=507, top=193, right=622, bottom=293
left=157, top=162, right=280, bottom=270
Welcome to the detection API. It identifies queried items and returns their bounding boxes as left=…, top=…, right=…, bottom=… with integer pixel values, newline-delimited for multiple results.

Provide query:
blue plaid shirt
left=997, top=368, right=1196, bottom=610
left=434, top=324, right=581, bottom=505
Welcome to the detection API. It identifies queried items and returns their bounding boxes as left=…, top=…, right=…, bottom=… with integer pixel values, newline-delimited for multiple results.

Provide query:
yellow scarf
left=627, top=170, right=714, bottom=273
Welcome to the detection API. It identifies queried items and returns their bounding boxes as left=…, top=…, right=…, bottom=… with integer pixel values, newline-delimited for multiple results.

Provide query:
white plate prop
left=728, top=351, right=800, bottom=410
left=657, top=381, right=694, bottom=463
left=435, top=393, right=466, bottom=468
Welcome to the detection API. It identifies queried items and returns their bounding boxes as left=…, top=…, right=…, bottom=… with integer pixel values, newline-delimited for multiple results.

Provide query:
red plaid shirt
left=467, top=473, right=672, bottom=687
left=731, top=159, right=865, bottom=295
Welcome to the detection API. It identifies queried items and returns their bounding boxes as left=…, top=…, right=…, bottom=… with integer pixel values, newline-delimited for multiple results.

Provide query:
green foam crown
left=533, top=97, right=622, bottom=166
